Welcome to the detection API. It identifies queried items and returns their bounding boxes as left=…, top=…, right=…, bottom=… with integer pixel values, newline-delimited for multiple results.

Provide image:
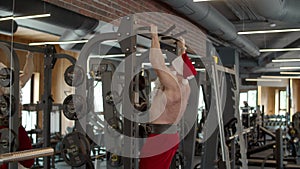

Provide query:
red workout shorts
left=139, top=133, right=179, bottom=169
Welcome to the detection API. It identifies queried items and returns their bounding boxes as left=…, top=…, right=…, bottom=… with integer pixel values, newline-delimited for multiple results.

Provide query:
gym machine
left=0, top=14, right=204, bottom=169
left=72, top=14, right=201, bottom=169
left=0, top=39, right=87, bottom=168
left=0, top=42, right=59, bottom=168
left=198, top=60, right=248, bottom=168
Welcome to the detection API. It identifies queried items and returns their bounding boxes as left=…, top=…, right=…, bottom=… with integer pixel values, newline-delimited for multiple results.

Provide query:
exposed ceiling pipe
left=0, top=20, right=18, bottom=35
left=247, top=0, right=300, bottom=69
left=158, top=0, right=260, bottom=57
left=248, top=0, right=300, bottom=23
left=0, top=0, right=99, bottom=50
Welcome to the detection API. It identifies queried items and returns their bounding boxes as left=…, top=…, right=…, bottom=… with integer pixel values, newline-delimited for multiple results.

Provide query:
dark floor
left=39, top=148, right=299, bottom=169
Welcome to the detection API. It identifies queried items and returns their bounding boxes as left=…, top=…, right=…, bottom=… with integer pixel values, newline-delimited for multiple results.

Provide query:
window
left=239, top=92, right=247, bottom=109
left=94, top=81, right=104, bottom=113
left=247, top=90, right=257, bottom=108
left=198, top=86, right=206, bottom=123
left=21, top=78, right=38, bottom=143
left=198, top=85, right=206, bottom=110
left=21, top=78, right=36, bottom=131
left=279, top=90, right=287, bottom=115
left=239, top=90, right=257, bottom=113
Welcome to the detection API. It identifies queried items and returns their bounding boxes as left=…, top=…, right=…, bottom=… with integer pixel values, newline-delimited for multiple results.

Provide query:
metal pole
left=211, top=65, right=230, bottom=169
left=0, top=43, right=20, bottom=169
left=276, top=128, right=283, bottom=169
left=42, top=45, right=56, bottom=169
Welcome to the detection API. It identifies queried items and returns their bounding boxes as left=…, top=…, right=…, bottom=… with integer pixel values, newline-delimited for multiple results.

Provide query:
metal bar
left=285, top=164, right=300, bottom=169
left=0, top=43, right=20, bottom=169
left=230, top=139, right=235, bottom=169
left=228, top=127, right=252, bottom=140
left=171, top=30, right=187, bottom=38
left=211, top=65, right=230, bottom=169
left=9, top=48, right=20, bottom=169
left=0, top=148, right=54, bottom=164
left=160, top=24, right=176, bottom=35
left=247, top=141, right=276, bottom=156
left=215, top=64, right=236, bottom=75
left=234, top=59, right=248, bottom=168
left=260, top=126, right=276, bottom=139
left=118, top=15, right=139, bottom=169
left=55, top=53, right=77, bottom=65
left=276, top=128, right=283, bottom=169
left=182, top=75, right=201, bottom=169
left=42, top=45, right=55, bottom=169
left=248, top=159, right=288, bottom=167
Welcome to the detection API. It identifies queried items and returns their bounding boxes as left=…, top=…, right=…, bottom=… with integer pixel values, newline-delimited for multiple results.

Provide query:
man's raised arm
left=20, top=52, right=34, bottom=88
left=149, top=25, right=179, bottom=91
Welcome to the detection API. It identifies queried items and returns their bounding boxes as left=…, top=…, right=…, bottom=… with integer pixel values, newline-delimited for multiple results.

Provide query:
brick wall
left=43, top=0, right=207, bottom=56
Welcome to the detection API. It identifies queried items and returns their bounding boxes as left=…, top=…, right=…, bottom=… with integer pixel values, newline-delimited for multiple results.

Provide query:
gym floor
left=51, top=152, right=276, bottom=169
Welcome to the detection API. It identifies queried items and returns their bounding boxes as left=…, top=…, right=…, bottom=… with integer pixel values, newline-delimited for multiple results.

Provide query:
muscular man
left=0, top=51, right=34, bottom=169
left=139, top=25, right=196, bottom=169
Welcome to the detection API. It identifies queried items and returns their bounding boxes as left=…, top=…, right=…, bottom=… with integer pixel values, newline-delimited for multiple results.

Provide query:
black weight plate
left=0, top=94, right=15, bottom=117
left=63, top=94, right=86, bottom=120
left=0, top=68, right=14, bottom=87
left=61, top=132, right=91, bottom=167
left=0, top=128, right=17, bottom=154
left=64, top=65, right=84, bottom=87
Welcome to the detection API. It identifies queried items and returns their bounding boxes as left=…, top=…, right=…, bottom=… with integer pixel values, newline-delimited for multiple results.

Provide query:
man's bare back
left=148, top=25, right=191, bottom=125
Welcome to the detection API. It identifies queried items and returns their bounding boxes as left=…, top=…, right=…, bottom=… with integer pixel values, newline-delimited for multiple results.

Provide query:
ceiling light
left=261, top=76, right=300, bottom=79
left=272, top=59, right=300, bottom=62
left=29, top=40, right=88, bottom=46
left=238, top=28, right=300, bottom=35
left=0, top=13, right=51, bottom=21
left=259, top=48, right=300, bottom=52
left=98, top=54, right=125, bottom=58
left=279, top=67, right=300, bottom=70
left=196, top=68, right=205, bottom=72
left=193, top=0, right=214, bottom=2
left=245, top=78, right=282, bottom=82
left=280, top=72, right=300, bottom=75
left=261, top=75, right=300, bottom=79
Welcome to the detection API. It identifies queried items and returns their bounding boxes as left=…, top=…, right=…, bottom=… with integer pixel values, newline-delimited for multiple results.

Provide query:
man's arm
left=177, top=37, right=186, bottom=55
left=149, top=25, right=179, bottom=92
left=19, top=52, right=34, bottom=88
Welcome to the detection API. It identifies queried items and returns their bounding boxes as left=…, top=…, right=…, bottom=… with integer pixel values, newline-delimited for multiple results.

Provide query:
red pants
left=139, top=133, right=179, bottom=169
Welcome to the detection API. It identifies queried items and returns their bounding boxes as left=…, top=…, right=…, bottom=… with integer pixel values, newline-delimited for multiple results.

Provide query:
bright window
left=279, top=90, right=287, bottom=115
left=247, top=90, right=257, bottom=108
left=94, top=81, right=104, bottom=112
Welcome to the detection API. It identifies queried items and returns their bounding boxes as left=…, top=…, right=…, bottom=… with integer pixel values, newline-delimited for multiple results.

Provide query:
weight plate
left=64, top=65, right=84, bottom=87
left=61, top=132, right=90, bottom=167
left=0, top=94, right=15, bottom=117
left=63, top=94, right=86, bottom=120
left=0, top=128, right=17, bottom=154
left=0, top=68, right=14, bottom=87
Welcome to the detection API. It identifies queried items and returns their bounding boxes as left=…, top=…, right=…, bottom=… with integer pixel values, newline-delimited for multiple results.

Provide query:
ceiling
left=196, top=0, right=300, bottom=78
left=1, top=0, right=300, bottom=81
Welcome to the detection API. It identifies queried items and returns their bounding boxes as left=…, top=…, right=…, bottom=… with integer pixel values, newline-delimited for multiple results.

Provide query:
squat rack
left=77, top=15, right=201, bottom=169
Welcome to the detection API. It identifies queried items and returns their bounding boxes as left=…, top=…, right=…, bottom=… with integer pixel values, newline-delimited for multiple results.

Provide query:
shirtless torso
left=149, top=77, right=190, bottom=124
left=148, top=25, right=191, bottom=125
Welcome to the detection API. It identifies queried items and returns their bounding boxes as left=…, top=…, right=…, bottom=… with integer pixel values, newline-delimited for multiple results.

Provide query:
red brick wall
left=43, top=0, right=207, bottom=56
